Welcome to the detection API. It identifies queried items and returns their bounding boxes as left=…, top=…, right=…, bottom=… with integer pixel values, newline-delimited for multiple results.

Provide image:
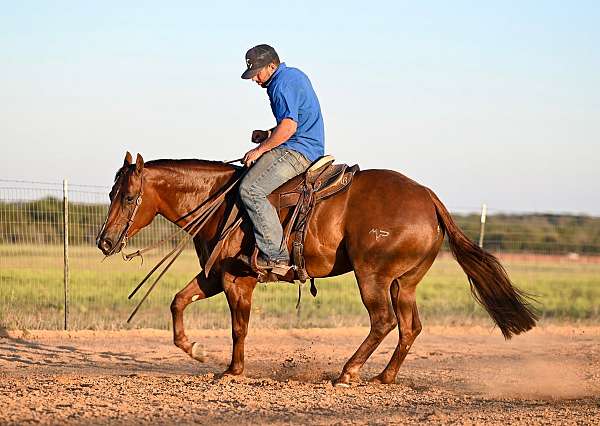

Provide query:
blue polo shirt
left=265, top=63, right=324, bottom=162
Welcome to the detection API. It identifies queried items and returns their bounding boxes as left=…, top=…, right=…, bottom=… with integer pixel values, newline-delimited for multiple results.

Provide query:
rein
left=121, top=158, right=243, bottom=264
left=124, top=166, right=246, bottom=323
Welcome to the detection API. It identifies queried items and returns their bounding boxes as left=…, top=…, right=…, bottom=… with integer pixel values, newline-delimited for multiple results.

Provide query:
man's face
left=251, top=63, right=277, bottom=86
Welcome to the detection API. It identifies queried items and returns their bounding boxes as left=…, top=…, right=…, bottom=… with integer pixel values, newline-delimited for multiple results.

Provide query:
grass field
left=1, top=245, right=599, bottom=330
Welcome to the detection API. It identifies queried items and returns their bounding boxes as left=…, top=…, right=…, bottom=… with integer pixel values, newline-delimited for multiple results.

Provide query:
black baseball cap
left=241, top=44, right=279, bottom=79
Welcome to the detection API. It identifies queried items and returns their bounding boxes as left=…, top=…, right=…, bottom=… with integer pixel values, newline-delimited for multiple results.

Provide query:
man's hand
left=243, top=146, right=264, bottom=167
left=243, top=119, right=296, bottom=166
left=251, top=130, right=270, bottom=144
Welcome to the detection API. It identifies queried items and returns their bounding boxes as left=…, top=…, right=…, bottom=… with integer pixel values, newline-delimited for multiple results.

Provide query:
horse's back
left=348, top=169, right=437, bottom=220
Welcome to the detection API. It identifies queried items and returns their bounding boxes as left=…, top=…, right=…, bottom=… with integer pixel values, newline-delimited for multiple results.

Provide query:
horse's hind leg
left=170, top=272, right=222, bottom=361
left=334, top=271, right=398, bottom=386
left=370, top=254, right=437, bottom=384
left=369, top=281, right=420, bottom=384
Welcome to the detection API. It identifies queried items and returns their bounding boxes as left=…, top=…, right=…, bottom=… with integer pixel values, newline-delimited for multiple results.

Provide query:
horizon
left=2, top=176, right=599, bottom=218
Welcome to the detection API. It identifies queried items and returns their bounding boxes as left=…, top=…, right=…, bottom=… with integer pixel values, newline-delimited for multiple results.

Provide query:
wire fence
left=1, top=178, right=599, bottom=330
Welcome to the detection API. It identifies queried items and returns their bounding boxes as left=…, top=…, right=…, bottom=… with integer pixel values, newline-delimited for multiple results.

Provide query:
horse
left=97, top=151, right=537, bottom=386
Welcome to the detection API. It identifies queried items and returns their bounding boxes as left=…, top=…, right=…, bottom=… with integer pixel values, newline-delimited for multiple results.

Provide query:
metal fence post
left=63, top=179, right=69, bottom=330
left=478, top=203, right=487, bottom=248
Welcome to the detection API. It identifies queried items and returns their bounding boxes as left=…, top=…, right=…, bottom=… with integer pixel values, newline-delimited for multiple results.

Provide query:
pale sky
left=1, top=1, right=599, bottom=214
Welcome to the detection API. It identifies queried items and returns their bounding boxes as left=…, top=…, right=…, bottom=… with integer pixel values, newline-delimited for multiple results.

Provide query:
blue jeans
left=239, top=147, right=311, bottom=261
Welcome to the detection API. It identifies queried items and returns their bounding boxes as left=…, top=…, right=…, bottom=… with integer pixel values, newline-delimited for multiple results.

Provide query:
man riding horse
left=96, top=45, right=536, bottom=385
left=238, top=44, right=324, bottom=276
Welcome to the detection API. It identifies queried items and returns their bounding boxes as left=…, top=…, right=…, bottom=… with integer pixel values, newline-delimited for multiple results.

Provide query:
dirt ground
left=1, top=325, right=599, bottom=425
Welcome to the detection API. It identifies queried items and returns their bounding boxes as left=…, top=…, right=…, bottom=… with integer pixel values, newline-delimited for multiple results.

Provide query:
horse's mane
left=145, top=159, right=241, bottom=171
left=111, top=159, right=240, bottom=193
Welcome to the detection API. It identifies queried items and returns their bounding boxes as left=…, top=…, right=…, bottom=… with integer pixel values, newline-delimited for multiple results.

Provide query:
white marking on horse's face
left=191, top=295, right=200, bottom=302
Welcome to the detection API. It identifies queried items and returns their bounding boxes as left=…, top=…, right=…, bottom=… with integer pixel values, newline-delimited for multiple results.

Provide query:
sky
left=1, top=1, right=599, bottom=214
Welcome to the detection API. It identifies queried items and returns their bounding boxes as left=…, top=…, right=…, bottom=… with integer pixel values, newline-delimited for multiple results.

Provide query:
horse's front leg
left=170, top=272, right=222, bottom=361
left=221, top=269, right=257, bottom=376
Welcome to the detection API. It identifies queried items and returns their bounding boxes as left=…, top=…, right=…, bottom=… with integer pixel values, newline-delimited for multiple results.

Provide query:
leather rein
left=117, top=158, right=244, bottom=263
left=120, top=162, right=245, bottom=323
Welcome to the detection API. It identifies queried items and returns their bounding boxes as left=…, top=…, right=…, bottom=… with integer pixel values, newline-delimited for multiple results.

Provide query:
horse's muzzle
left=98, top=237, right=114, bottom=256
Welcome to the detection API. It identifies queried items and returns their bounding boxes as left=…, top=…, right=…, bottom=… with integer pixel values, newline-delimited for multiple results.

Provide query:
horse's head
left=96, top=151, right=156, bottom=256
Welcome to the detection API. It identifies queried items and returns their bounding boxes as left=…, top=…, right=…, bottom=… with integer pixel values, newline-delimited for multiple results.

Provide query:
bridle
left=116, top=173, right=144, bottom=258
left=97, top=157, right=246, bottom=323
left=96, top=171, right=144, bottom=258
left=98, top=157, right=244, bottom=262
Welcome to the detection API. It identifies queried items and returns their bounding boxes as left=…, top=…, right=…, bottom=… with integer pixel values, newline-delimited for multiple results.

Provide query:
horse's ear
left=135, top=153, right=144, bottom=175
left=124, top=151, right=132, bottom=166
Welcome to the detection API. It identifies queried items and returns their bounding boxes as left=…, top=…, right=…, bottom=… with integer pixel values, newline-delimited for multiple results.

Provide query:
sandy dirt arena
left=1, top=325, right=599, bottom=425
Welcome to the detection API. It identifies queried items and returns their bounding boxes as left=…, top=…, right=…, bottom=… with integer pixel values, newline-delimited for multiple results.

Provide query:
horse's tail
left=426, top=188, right=538, bottom=339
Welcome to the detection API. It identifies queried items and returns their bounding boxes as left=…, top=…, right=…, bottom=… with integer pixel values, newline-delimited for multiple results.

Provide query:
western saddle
left=203, top=155, right=359, bottom=284
left=264, top=155, right=359, bottom=282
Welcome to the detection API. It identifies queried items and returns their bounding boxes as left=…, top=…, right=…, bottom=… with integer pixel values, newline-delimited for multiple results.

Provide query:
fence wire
left=1, top=179, right=599, bottom=330
left=0, top=179, right=370, bottom=330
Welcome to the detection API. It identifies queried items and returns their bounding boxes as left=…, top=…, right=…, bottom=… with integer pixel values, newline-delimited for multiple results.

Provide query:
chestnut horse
left=97, top=152, right=536, bottom=385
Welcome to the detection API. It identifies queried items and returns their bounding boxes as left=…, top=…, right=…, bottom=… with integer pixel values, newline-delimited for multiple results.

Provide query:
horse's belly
left=303, top=191, right=353, bottom=278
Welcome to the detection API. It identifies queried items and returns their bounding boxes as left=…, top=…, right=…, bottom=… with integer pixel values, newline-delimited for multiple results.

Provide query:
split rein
left=123, top=158, right=244, bottom=323
left=119, top=157, right=243, bottom=264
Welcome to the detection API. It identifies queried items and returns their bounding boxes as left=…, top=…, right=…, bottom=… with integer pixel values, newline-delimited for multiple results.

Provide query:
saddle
left=265, top=155, right=360, bottom=282
left=203, top=155, right=359, bottom=282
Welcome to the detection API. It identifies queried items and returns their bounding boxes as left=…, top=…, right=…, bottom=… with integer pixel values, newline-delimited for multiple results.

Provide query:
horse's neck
left=147, top=163, right=235, bottom=229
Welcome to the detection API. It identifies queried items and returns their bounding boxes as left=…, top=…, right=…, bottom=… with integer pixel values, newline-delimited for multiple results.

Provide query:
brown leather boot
left=237, top=253, right=292, bottom=276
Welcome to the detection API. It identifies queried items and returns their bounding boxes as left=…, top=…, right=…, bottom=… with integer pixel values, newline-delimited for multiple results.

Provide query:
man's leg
left=239, top=147, right=310, bottom=262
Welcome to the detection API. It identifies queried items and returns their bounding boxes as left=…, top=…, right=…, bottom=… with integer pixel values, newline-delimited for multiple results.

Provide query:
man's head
left=241, top=44, right=280, bottom=86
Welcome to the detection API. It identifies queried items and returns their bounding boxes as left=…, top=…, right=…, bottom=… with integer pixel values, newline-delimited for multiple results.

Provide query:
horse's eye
left=125, top=195, right=135, bottom=204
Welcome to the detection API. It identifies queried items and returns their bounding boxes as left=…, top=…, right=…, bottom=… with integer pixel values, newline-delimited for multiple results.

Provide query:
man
left=239, top=44, right=325, bottom=275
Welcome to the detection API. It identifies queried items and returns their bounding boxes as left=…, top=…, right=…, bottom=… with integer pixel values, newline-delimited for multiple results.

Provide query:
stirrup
left=238, top=249, right=292, bottom=277
left=270, top=263, right=292, bottom=276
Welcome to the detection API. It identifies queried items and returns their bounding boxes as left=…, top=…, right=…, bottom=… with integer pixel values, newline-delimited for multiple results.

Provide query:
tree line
left=1, top=197, right=600, bottom=254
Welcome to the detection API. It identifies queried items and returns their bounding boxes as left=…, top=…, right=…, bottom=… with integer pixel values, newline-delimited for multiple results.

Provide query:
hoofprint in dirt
left=1, top=326, right=599, bottom=425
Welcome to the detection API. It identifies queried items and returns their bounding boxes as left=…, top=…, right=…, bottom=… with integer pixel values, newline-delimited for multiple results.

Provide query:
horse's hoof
left=222, top=368, right=243, bottom=377
left=333, top=372, right=353, bottom=387
left=191, top=342, right=206, bottom=362
left=369, top=374, right=394, bottom=384
left=369, top=375, right=384, bottom=384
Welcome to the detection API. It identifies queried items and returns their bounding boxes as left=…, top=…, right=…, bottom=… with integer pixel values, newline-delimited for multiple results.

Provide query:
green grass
left=1, top=245, right=599, bottom=330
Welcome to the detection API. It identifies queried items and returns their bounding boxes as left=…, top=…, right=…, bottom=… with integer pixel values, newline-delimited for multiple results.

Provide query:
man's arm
left=243, top=118, right=297, bottom=166
left=259, top=119, right=297, bottom=152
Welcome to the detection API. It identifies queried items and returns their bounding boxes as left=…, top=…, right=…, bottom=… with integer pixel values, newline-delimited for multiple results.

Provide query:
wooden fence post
left=63, top=179, right=69, bottom=330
